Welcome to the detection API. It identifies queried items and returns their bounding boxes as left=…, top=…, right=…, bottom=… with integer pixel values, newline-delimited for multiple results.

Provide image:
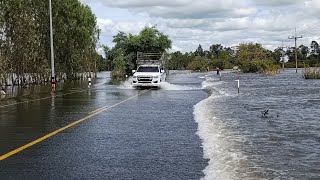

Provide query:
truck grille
left=138, top=76, right=153, bottom=83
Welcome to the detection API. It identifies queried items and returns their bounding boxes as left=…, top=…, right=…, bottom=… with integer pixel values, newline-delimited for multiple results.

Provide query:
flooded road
left=0, top=72, right=207, bottom=179
left=2, top=70, right=320, bottom=179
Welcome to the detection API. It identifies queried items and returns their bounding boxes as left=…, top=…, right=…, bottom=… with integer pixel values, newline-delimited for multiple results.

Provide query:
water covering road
left=2, top=69, right=320, bottom=180
left=0, top=72, right=207, bottom=179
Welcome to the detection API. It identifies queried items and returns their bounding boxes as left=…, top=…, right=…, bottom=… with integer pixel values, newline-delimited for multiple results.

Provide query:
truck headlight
left=133, top=76, right=137, bottom=79
left=153, top=76, right=159, bottom=79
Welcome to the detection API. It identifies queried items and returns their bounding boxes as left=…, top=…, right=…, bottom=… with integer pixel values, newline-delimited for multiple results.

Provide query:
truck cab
left=132, top=65, right=166, bottom=88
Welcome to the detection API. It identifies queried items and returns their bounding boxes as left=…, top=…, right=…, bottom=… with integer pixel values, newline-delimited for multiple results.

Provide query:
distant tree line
left=0, top=0, right=103, bottom=86
left=168, top=44, right=236, bottom=71
left=168, top=43, right=279, bottom=73
left=168, top=40, right=320, bottom=74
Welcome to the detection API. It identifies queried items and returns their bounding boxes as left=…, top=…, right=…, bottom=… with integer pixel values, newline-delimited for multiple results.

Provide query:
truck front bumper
left=132, top=81, right=160, bottom=87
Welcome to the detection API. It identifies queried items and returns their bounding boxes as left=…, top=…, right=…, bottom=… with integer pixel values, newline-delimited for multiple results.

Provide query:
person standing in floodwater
left=216, top=67, right=220, bottom=75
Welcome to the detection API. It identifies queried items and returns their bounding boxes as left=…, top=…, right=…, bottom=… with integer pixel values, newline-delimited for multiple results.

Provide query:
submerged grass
left=304, top=68, right=320, bottom=79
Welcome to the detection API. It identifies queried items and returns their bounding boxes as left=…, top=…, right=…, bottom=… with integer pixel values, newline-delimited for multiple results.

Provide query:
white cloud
left=97, top=19, right=113, bottom=33
left=97, top=18, right=151, bottom=35
left=98, top=0, right=192, bottom=8
left=305, top=0, right=320, bottom=7
left=81, top=0, right=320, bottom=52
left=305, top=0, right=320, bottom=14
left=89, top=0, right=255, bottom=19
left=253, top=0, right=305, bottom=6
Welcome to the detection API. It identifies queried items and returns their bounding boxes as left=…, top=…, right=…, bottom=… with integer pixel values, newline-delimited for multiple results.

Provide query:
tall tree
left=273, top=47, right=284, bottom=63
left=0, top=0, right=100, bottom=83
left=285, top=47, right=295, bottom=62
left=168, top=51, right=194, bottom=70
left=195, top=44, right=204, bottom=57
left=209, top=44, right=223, bottom=58
left=106, top=26, right=172, bottom=78
left=310, top=40, right=320, bottom=66
left=298, top=45, right=309, bottom=60
left=310, top=41, right=320, bottom=56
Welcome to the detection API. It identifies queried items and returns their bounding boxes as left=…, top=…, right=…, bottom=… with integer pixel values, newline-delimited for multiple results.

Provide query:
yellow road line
left=89, top=106, right=110, bottom=114
left=0, top=90, right=149, bottom=161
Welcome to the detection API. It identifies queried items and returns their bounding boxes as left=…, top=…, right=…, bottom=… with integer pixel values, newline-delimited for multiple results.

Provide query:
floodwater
left=1, top=70, right=320, bottom=179
left=197, top=69, right=320, bottom=179
left=0, top=71, right=207, bottom=179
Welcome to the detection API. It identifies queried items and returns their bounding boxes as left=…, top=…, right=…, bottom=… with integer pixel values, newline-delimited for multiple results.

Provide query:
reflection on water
left=0, top=72, right=111, bottom=103
left=0, top=72, right=114, bottom=154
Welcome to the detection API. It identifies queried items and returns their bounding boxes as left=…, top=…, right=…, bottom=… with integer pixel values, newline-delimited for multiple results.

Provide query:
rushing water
left=195, top=69, right=320, bottom=179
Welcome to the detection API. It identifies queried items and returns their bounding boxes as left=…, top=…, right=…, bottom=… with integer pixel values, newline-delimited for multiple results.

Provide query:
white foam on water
left=194, top=100, right=245, bottom=179
left=94, top=81, right=107, bottom=87
left=198, top=74, right=209, bottom=79
left=118, top=78, right=134, bottom=89
left=194, top=79, right=258, bottom=180
left=159, top=82, right=199, bottom=91
left=201, top=80, right=215, bottom=90
left=201, top=80, right=232, bottom=97
left=118, top=78, right=199, bottom=91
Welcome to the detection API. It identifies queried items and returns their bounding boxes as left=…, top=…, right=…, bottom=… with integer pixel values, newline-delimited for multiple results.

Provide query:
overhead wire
left=297, top=19, right=320, bottom=35
left=296, top=17, right=320, bottom=32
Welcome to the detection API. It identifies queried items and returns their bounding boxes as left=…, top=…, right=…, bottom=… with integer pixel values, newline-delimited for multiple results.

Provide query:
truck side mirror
left=132, top=70, right=136, bottom=73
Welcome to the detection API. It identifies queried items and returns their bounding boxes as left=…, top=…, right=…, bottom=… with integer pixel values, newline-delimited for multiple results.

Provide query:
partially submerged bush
left=111, top=55, right=126, bottom=79
left=259, top=60, right=281, bottom=75
left=304, top=68, right=320, bottom=79
left=187, top=56, right=209, bottom=71
left=210, top=58, right=234, bottom=70
left=236, top=43, right=280, bottom=74
left=238, top=59, right=280, bottom=74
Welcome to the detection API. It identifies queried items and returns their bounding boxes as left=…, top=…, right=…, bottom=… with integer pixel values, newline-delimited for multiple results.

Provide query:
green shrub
left=187, top=56, right=209, bottom=71
left=238, top=60, right=260, bottom=73
left=210, top=58, right=234, bottom=70
left=111, top=55, right=126, bottom=79
left=238, top=60, right=280, bottom=74
left=285, top=62, right=305, bottom=68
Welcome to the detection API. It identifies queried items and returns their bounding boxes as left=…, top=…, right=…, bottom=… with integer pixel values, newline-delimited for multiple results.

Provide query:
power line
left=297, top=18, right=320, bottom=34
left=288, top=28, right=302, bottom=73
left=300, top=24, right=320, bottom=37
left=298, top=22, right=320, bottom=34
left=301, top=29, right=320, bottom=37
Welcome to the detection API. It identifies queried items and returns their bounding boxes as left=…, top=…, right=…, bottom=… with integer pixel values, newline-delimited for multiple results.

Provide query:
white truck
left=131, top=52, right=167, bottom=88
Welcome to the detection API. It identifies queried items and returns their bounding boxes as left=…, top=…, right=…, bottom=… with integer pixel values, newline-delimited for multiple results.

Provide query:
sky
left=80, top=0, right=320, bottom=53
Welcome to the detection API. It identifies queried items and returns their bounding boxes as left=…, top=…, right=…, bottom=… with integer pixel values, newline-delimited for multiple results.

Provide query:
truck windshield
left=137, top=66, right=159, bottom=72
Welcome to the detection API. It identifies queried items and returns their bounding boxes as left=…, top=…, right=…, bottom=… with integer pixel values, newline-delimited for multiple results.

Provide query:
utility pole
left=288, top=28, right=302, bottom=73
left=49, top=0, right=55, bottom=87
